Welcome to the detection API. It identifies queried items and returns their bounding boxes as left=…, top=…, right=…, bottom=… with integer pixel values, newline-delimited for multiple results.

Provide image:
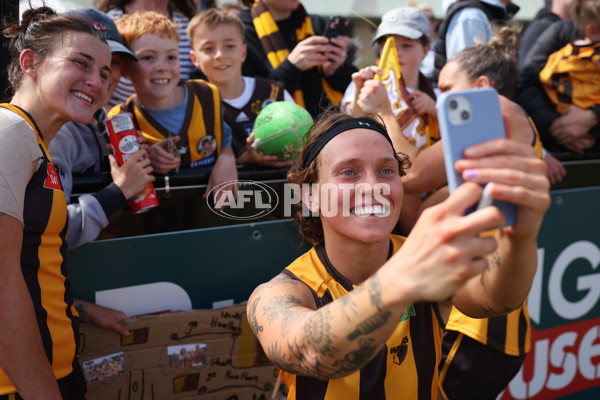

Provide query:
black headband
left=301, top=118, right=395, bottom=168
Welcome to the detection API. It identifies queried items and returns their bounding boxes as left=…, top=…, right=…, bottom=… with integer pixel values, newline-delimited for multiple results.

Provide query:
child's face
left=190, top=23, right=247, bottom=89
left=127, top=33, right=180, bottom=104
left=437, top=61, right=475, bottom=93
left=389, top=34, right=428, bottom=79
left=103, top=53, right=123, bottom=107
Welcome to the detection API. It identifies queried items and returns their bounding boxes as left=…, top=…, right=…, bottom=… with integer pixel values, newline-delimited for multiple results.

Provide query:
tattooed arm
left=247, top=273, right=413, bottom=380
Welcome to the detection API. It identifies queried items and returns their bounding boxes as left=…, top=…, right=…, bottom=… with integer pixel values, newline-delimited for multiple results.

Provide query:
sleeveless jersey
left=109, top=80, right=223, bottom=168
left=223, top=76, right=285, bottom=157
left=0, top=104, right=78, bottom=394
left=281, top=235, right=444, bottom=400
left=539, top=41, right=600, bottom=113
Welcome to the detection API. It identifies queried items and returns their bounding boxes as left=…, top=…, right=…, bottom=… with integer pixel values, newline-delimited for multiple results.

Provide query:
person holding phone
left=246, top=109, right=549, bottom=398
left=238, top=0, right=356, bottom=118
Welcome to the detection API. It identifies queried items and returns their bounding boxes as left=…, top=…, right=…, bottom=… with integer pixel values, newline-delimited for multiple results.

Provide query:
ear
left=301, top=184, right=320, bottom=213
left=421, top=42, right=431, bottom=61
left=189, top=49, right=199, bottom=69
left=19, top=49, right=39, bottom=78
left=474, top=75, right=491, bottom=88
left=242, top=43, right=247, bottom=63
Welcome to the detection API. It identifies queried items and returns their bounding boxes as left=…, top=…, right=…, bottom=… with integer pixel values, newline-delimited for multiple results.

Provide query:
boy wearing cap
left=49, top=8, right=154, bottom=253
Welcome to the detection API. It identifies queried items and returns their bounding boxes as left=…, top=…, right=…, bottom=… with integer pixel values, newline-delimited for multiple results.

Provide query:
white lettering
left=547, top=332, right=577, bottom=390
left=548, top=241, right=600, bottom=320
left=578, top=325, right=600, bottom=380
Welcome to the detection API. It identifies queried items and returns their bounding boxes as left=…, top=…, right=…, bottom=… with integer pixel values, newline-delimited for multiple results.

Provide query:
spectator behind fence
left=96, top=0, right=200, bottom=107
left=517, top=0, right=600, bottom=154
left=517, top=0, right=575, bottom=70
left=537, top=0, right=600, bottom=153
left=0, top=7, right=110, bottom=398
left=108, top=11, right=238, bottom=204
left=238, top=0, right=357, bottom=119
left=433, top=0, right=519, bottom=83
left=187, top=7, right=295, bottom=167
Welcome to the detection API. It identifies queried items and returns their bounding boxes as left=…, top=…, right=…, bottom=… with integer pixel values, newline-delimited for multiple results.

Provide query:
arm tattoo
left=367, top=276, right=384, bottom=312
left=489, top=251, right=501, bottom=270
left=248, top=296, right=263, bottom=334
left=303, top=308, right=337, bottom=356
left=263, top=294, right=302, bottom=335
left=347, top=311, right=392, bottom=340
left=260, top=273, right=301, bottom=290
left=330, top=338, right=380, bottom=377
left=338, top=294, right=357, bottom=322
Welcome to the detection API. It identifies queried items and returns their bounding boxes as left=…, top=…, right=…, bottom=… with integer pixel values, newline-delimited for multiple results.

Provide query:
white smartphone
left=437, top=88, right=516, bottom=227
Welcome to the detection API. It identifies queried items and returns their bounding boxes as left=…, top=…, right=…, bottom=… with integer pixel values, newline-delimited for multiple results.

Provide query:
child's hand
left=350, top=66, right=382, bottom=114
left=109, top=149, right=154, bottom=200
left=356, top=79, right=394, bottom=117
left=148, top=137, right=181, bottom=174
left=410, top=90, right=436, bottom=117
left=237, top=133, right=294, bottom=167
left=544, top=152, right=566, bottom=185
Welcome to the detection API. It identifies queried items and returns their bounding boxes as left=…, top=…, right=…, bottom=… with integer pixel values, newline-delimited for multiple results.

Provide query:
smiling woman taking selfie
left=0, top=7, right=110, bottom=399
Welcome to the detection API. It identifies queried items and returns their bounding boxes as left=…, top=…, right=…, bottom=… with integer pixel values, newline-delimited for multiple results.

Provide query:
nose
left=86, top=70, right=107, bottom=102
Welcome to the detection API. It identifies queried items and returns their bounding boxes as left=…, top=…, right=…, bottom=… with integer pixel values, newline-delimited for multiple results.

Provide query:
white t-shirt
left=0, top=108, right=43, bottom=225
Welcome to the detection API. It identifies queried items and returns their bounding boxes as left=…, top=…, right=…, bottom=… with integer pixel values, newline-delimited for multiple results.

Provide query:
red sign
left=501, top=318, right=600, bottom=399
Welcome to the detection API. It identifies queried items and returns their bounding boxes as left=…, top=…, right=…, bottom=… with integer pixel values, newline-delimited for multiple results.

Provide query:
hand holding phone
left=437, top=88, right=517, bottom=227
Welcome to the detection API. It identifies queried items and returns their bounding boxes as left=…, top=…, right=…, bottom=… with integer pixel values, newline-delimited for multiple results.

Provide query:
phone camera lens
left=449, top=99, right=458, bottom=110
left=461, top=110, right=470, bottom=120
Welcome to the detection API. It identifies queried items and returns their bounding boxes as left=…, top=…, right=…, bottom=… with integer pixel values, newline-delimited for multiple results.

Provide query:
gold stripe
left=38, top=183, right=74, bottom=378
left=254, top=12, right=279, bottom=38
left=209, top=82, right=223, bottom=154
left=437, top=332, right=464, bottom=397
left=266, top=49, right=290, bottom=68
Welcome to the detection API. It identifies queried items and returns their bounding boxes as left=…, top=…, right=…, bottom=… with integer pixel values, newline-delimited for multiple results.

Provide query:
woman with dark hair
left=96, top=0, right=201, bottom=106
left=238, top=0, right=356, bottom=119
left=246, top=109, right=549, bottom=398
left=0, top=6, right=110, bottom=399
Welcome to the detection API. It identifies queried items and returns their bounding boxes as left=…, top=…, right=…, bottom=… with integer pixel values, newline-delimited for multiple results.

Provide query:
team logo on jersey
left=390, top=336, right=409, bottom=366
left=44, top=163, right=62, bottom=191
left=236, top=111, right=250, bottom=123
left=198, top=136, right=217, bottom=158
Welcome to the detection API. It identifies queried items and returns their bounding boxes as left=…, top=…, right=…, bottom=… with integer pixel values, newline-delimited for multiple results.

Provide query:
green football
left=253, top=101, right=313, bottom=161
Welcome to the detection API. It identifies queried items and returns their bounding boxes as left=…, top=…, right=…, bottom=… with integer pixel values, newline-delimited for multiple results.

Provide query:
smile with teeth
left=351, top=205, right=389, bottom=217
left=72, top=91, right=93, bottom=104
left=152, top=79, right=170, bottom=84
